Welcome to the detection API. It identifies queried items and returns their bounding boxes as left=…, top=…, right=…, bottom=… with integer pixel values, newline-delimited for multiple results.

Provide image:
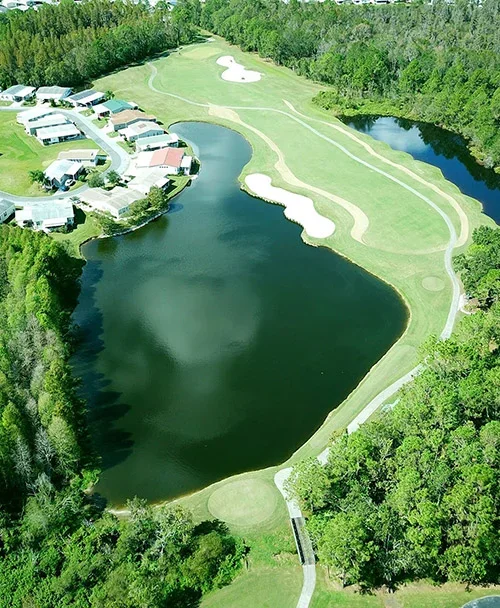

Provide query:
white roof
left=181, top=155, right=192, bottom=168
left=18, top=107, right=55, bottom=124
left=28, top=113, right=68, bottom=131
left=16, top=200, right=74, bottom=225
left=123, top=121, right=163, bottom=138
left=2, top=84, right=35, bottom=97
left=44, top=159, right=82, bottom=181
left=0, top=198, right=15, bottom=215
left=80, top=187, right=141, bottom=214
left=128, top=168, right=170, bottom=195
left=37, top=123, right=80, bottom=140
left=36, top=86, right=71, bottom=97
left=58, top=149, right=100, bottom=162
left=136, top=133, right=179, bottom=149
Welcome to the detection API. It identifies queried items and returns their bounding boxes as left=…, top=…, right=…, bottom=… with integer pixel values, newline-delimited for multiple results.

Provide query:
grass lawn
left=93, top=38, right=496, bottom=607
left=0, top=112, right=102, bottom=196
left=51, top=208, right=101, bottom=257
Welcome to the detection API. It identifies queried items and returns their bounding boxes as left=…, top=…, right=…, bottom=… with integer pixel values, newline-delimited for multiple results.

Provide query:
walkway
left=0, top=105, right=130, bottom=204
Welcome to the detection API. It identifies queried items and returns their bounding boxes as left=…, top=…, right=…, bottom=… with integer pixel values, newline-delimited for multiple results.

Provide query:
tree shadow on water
left=71, top=258, right=134, bottom=472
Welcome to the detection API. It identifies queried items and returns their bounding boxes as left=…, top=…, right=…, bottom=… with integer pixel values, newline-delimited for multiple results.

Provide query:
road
left=0, top=105, right=130, bottom=204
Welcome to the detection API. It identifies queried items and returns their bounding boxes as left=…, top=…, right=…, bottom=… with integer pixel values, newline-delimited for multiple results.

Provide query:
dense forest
left=0, top=0, right=196, bottom=89
left=0, top=225, right=244, bottom=607
left=196, top=0, right=500, bottom=169
left=288, top=225, right=500, bottom=589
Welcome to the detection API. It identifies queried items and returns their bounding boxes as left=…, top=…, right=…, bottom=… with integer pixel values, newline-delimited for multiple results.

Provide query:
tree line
left=0, top=0, right=197, bottom=90
left=0, top=225, right=244, bottom=606
left=194, top=0, right=500, bottom=169
left=288, top=225, right=500, bottom=589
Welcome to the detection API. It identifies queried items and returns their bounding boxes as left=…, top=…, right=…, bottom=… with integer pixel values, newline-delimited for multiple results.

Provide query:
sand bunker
left=216, top=55, right=261, bottom=83
left=245, top=174, right=335, bottom=239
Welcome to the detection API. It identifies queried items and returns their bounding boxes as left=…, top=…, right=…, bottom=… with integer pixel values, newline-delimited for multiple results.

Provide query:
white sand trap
left=216, top=55, right=261, bottom=83
left=245, top=174, right=335, bottom=239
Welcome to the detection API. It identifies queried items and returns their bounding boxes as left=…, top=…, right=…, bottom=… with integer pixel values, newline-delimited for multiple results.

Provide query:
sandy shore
left=216, top=55, right=261, bottom=83
left=245, top=174, right=335, bottom=239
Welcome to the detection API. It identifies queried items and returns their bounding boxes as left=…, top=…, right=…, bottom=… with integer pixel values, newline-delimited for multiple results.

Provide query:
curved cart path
left=0, top=106, right=130, bottom=203
left=148, top=62, right=464, bottom=608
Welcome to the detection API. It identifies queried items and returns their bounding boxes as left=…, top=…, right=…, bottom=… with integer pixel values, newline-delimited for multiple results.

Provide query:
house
left=0, top=84, right=36, bottom=102
left=92, top=99, right=136, bottom=118
left=135, top=133, right=179, bottom=152
left=0, top=199, right=15, bottom=223
left=67, top=89, right=105, bottom=107
left=17, top=107, right=56, bottom=125
left=128, top=169, right=171, bottom=196
left=25, top=113, right=69, bottom=135
left=58, top=149, right=103, bottom=167
left=36, top=123, right=81, bottom=145
left=180, top=155, right=193, bottom=176
left=16, top=200, right=74, bottom=231
left=110, top=109, right=157, bottom=131
left=36, top=86, right=72, bottom=103
left=44, top=159, right=84, bottom=190
left=79, top=187, right=142, bottom=219
left=136, top=147, right=187, bottom=174
left=122, top=121, right=164, bottom=142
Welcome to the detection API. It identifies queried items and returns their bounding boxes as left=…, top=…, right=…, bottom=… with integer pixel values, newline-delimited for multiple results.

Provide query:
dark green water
left=73, top=122, right=407, bottom=505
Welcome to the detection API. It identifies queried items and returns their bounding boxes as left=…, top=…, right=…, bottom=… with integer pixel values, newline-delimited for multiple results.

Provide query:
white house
left=67, top=89, right=105, bottom=107
left=79, top=187, right=142, bottom=219
left=58, top=149, right=103, bottom=167
left=128, top=169, right=170, bottom=196
left=92, top=99, right=136, bottom=118
left=122, top=121, right=164, bottom=142
left=110, top=110, right=156, bottom=132
left=0, top=84, right=36, bottom=102
left=36, top=86, right=72, bottom=103
left=17, top=107, right=55, bottom=125
left=16, top=201, right=75, bottom=231
left=36, top=123, right=81, bottom=145
left=44, top=159, right=84, bottom=190
left=0, top=199, right=15, bottom=223
left=135, top=133, right=179, bottom=152
left=25, top=113, right=69, bottom=135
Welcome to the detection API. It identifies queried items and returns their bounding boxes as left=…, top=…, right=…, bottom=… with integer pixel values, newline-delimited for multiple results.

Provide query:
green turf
left=0, top=113, right=102, bottom=196
left=51, top=208, right=101, bottom=258
left=93, top=38, right=495, bottom=607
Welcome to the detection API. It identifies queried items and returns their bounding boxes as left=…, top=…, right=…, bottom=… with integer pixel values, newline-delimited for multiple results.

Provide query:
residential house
left=17, top=107, right=56, bottom=125
left=0, top=84, right=36, bottom=102
left=36, top=86, right=72, bottom=103
left=110, top=109, right=156, bottom=132
left=16, top=200, right=74, bottom=231
left=44, top=159, right=84, bottom=190
left=67, top=89, right=105, bottom=107
left=0, top=199, right=15, bottom=223
left=135, top=133, right=179, bottom=152
left=128, top=169, right=171, bottom=196
left=136, top=147, right=189, bottom=175
left=93, top=99, right=136, bottom=118
left=79, top=187, right=142, bottom=219
left=25, top=113, right=69, bottom=135
left=122, top=121, right=164, bottom=142
left=58, top=149, right=104, bottom=167
left=36, top=123, right=81, bottom=145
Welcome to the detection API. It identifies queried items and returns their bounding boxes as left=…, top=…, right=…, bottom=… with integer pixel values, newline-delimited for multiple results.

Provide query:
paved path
left=148, top=63, right=465, bottom=607
left=0, top=105, right=130, bottom=203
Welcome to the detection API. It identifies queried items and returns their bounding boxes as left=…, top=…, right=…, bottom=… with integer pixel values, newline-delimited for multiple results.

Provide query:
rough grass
left=0, top=113, right=100, bottom=196
left=93, top=38, right=496, bottom=607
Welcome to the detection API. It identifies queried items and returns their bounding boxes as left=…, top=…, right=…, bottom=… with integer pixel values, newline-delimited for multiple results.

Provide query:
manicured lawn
left=51, top=208, right=101, bottom=257
left=94, top=38, right=496, bottom=607
left=0, top=112, right=101, bottom=196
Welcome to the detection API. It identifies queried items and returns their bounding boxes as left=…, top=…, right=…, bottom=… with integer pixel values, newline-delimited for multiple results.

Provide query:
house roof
left=150, top=147, right=184, bottom=168
left=128, top=169, right=171, bottom=194
left=2, top=84, right=35, bottom=97
left=68, top=89, right=103, bottom=104
left=28, top=113, right=68, bottom=131
left=104, top=99, right=133, bottom=113
left=58, top=149, right=100, bottom=162
left=81, top=187, right=142, bottom=212
left=124, top=121, right=163, bottom=138
left=36, top=86, right=72, bottom=96
left=135, top=133, right=179, bottom=148
left=18, top=107, right=56, bottom=123
left=44, top=159, right=82, bottom=181
left=36, top=123, right=80, bottom=140
left=110, top=109, right=155, bottom=126
left=0, top=199, right=15, bottom=215
left=17, top=200, right=74, bottom=223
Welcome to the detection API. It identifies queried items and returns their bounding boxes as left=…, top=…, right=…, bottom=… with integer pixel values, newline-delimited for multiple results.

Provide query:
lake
left=73, top=122, right=407, bottom=505
left=344, top=115, right=500, bottom=222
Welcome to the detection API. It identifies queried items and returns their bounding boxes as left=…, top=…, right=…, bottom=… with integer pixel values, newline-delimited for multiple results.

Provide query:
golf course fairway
left=93, top=37, right=495, bottom=607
